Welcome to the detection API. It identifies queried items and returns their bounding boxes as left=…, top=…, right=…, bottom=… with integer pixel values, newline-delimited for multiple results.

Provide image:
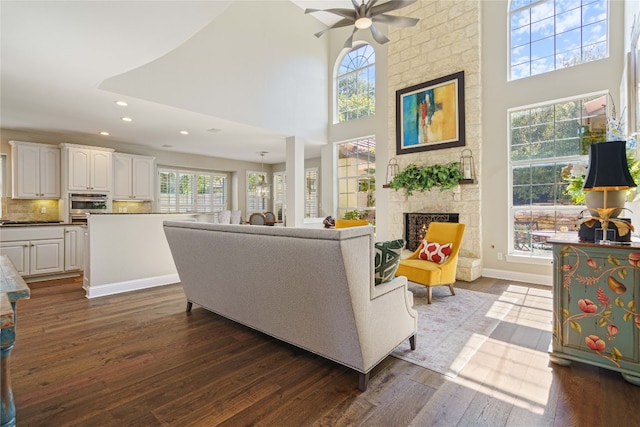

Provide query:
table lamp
left=582, top=140, right=636, bottom=243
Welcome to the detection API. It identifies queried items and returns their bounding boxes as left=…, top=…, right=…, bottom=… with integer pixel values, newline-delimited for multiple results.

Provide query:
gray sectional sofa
left=163, top=221, right=417, bottom=390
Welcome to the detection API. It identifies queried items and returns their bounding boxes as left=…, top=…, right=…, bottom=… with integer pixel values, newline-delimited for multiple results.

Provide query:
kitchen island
left=84, top=213, right=198, bottom=298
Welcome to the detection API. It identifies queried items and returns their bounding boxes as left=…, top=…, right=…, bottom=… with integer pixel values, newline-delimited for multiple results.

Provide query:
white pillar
left=286, top=136, right=304, bottom=227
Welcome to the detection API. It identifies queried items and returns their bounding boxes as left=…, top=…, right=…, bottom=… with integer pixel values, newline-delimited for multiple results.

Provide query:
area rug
left=392, top=284, right=517, bottom=378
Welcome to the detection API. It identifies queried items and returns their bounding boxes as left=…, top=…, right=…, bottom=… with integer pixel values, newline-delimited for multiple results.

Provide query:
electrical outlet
left=497, top=252, right=503, bottom=261
left=123, top=207, right=127, bottom=213
left=41, top=207, right=46, bottom=214
left=118, top=207, right=123, bottom=213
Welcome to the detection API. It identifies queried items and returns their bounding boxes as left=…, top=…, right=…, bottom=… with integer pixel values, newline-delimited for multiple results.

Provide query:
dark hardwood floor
left=8, top=275, right=640, bottom=426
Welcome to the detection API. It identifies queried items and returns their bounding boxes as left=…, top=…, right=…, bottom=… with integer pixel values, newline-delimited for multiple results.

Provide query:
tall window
left=509, top=0, right=608, bottom=81
left=158, top=168, right=227, bottom=213
left=337, top=137, right=375, bottom=222
left=509, top=93, right=607, bottom=255
left=273, top=172, right=286, bottom=222
left=246, top=171, right=268, bottom=214
left=336, top=43, right=375, bottom=122
left=305, top=168, right=318, bottom=218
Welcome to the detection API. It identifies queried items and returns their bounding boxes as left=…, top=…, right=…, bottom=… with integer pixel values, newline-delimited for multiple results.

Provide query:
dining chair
left=264, top=211, right=276, bottom=225
left=249, top=212, right=267, bottom=225
left=218, top=210, right=231, bottom=224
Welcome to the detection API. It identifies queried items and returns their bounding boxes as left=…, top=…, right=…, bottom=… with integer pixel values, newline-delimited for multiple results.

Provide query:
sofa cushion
left=375, top=239, right=405, bottom=285
left=419, top=240, right=452, bottom=264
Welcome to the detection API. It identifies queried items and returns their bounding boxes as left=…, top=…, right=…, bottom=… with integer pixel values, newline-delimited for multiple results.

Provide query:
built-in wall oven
left=69, top=193, right=109, bottom=224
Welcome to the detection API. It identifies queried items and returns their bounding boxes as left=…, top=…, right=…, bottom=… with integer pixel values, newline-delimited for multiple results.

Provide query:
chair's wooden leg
left=410, top=334, right=416, bottom=350
left=186, top=301, right=193, bottom=312
left=427, top=287, right=432, bottom=304
left=358, top=372, right=370, bottom=391
left=449, top=283, right=456, bottom=296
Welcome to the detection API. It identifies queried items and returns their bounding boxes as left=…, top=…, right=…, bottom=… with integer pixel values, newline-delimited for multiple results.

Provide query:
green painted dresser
left=550, top=240, right=640, bottom=385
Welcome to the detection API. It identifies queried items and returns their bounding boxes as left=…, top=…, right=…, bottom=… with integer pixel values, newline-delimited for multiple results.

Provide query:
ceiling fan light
left=355, top=17, right=372, bottom=29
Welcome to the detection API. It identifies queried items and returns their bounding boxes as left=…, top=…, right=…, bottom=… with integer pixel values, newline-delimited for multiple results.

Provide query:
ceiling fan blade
left=314, top=18, right=358, bottom=38
left=365, top=0, right=379, bottom=15
left=372, top=14, right=419, bottom=27
left=370, top=0, right=417, bottom=16
left=369, top=24, right=390, bottom=44
left=344, top=28, right=358, bottom=49
left=305, top=8, right=357, bottom=21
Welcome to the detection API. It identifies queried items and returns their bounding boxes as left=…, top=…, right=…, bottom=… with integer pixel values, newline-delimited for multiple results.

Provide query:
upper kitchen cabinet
left=60, top=144, right=113, bottom=192
left=9, top=141, right=61, bottom=199
left=112, top=153, right=155, bottom=201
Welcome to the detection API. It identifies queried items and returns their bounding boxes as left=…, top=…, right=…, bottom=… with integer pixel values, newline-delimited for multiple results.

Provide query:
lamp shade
left=582, top=141, right=636, bottom=191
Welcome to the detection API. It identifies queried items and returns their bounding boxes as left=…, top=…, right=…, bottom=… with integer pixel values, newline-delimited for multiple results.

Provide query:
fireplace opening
left=404, top=212, right=459, bottom=252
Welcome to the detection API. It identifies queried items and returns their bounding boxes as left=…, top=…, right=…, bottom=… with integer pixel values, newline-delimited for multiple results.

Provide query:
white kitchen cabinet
left=9, top=141, right=61, bottom=199
left=0, top=241, right=30, bottom=275
left=30, top=239, right=65, bottom=275
left=113, top=153, right=155, bottom=201
left=60, top=144, right=113, bottom=192
left=64, top=226, right=84, bottom=271
left=0, top=227, right=66, bottom=276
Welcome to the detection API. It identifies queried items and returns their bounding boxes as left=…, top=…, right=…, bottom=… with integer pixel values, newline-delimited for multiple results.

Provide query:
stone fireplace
left=404, top=212, right=460, bottom=252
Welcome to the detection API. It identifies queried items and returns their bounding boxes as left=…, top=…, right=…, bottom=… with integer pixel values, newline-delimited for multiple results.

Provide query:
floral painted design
left=555, top=246, right=640, bottom=368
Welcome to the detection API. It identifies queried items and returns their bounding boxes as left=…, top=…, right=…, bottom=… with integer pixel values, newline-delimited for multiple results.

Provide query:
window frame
left=336, top=136, right=376, bottom=223
left=157, top=167, right=228, bottom=213
left=335, top=43, right=376, bottom=123
left=508, top=0, right=609, bottom=81
left=246, top=170, right=269, bottom=215
left=507, top=91, right=609, bottom=259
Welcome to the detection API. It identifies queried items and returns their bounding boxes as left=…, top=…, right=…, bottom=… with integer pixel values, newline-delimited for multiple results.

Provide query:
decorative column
left=285, top=136, right=304, bottom=227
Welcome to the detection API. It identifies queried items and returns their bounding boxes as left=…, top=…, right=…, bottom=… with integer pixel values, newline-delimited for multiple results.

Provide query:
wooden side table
left=549, top=240, right=640, bottom=385
left=1, top=255, right=30, bottom=427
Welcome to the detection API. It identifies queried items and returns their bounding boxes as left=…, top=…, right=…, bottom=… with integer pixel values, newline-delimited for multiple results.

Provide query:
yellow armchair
left=395, top=222, right=465, bottom=303
left=335, top=219, right=370, bottom=228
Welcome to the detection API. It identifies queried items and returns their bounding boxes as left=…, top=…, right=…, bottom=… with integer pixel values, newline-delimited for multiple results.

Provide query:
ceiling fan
left=305, top=0, right=419, bottom=48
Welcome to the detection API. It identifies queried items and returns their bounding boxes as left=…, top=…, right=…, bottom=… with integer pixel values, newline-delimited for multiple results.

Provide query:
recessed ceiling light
left=121, top=117, right=132, bottom=122
left=116, top=101, right=128, bottom=107
left=99, top=131, right=110, bottom=136
left=180, top=130, right=189, bottom=135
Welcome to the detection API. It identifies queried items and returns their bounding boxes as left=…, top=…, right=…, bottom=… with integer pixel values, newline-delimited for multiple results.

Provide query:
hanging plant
left=388, top=162, right=463, bottom=195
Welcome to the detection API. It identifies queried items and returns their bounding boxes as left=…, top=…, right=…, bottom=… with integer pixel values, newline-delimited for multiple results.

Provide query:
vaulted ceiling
left=1, top=1, right=349, bottom=163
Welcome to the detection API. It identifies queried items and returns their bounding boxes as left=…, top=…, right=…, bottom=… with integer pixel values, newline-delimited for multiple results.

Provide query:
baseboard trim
left=84, top=274, right=180, bottom=298
left=481, top=268, right=552, bottom=287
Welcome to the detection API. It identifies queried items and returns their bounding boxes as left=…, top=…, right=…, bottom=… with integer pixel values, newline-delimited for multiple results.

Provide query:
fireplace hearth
left=404, top=212, right=460, bottom=251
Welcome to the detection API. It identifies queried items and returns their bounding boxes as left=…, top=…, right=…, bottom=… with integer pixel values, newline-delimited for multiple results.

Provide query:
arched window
left=336, top=43, right=375, bottom=122
left=509, top=0, right=608, bottom=81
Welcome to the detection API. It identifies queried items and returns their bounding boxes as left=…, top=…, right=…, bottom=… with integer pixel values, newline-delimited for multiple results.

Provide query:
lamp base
left=579, top=219, right=631, bottom=243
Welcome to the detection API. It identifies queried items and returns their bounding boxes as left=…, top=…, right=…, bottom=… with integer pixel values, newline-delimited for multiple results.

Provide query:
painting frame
left=396, top=71, right=465, bottom=155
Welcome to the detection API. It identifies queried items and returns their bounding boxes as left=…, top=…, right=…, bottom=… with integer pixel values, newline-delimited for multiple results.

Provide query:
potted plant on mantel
left=387, top=162, right=463, bottom=196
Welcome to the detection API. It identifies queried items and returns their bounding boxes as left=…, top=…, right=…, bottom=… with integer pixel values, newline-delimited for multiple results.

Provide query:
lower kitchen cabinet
left=0, top=238, right=64, bottom=276
left=64, top=226, right=84, bottom=271
left=0, top=226, right=81, bottom=278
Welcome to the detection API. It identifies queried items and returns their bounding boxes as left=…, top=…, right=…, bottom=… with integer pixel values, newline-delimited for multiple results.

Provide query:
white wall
left=481, top=0, right=626, bottom=283
left=323, top=27, right=391, bottom=239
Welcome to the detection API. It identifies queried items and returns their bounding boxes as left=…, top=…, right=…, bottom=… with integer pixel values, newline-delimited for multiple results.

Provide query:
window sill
left=506, top=253, right=553, bottom=266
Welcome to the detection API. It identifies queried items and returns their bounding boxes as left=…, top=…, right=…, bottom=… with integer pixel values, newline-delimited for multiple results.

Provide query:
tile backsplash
left=112, top=201, right=152, bottom=214
left=2, top=197, right=61, bottom=221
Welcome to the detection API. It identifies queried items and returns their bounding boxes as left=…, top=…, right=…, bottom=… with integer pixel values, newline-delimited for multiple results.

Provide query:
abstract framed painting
left=396, top=71, right=465, bottom=154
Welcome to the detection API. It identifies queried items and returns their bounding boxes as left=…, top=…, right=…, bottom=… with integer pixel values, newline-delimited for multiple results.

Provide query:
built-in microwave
left=69, top=193, right=109, bottom=224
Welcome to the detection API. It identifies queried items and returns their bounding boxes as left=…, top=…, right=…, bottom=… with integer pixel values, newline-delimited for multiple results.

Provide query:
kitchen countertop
left=0, top=220, right=68, bottom=227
